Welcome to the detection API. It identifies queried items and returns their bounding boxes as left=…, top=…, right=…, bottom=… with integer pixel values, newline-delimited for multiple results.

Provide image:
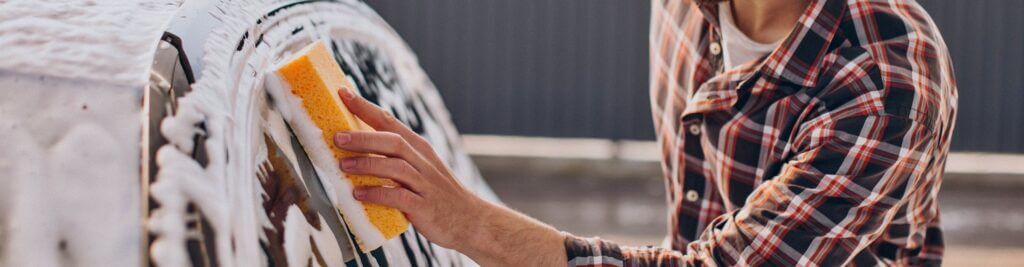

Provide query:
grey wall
left=367, top=0, right=1024, bottom=153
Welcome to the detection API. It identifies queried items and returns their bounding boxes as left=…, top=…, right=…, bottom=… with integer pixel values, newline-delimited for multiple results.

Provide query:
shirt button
left=685, top=190, right=699, bottom=202
left=688, top=124, right=701, bottom=136
left=709, top=42, right=722, bottom=56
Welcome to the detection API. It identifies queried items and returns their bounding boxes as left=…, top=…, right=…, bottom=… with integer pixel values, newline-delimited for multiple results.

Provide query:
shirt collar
left=696, top=0, right=848, bottom=88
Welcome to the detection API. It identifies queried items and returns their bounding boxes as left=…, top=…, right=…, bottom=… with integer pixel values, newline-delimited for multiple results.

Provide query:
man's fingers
left=338, top=88, right=414, bottom=135
left=353, top=186, right=422, bottom=213
left=334, top=131, right=430, bottom=167
left=340, top=157, right=423, bottom=191
left=338, top=88, right=456, bottom=173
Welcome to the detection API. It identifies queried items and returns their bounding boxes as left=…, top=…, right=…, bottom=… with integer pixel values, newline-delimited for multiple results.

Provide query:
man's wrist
left=456, top=199, right=567, bottom=265
left=455, top=199, right=506, bottom=264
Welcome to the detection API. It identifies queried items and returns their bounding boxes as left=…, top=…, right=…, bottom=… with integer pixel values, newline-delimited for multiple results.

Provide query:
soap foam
left=0, top=1, right=182, bottom=263
left=0, top=0, right=182, bottom=86
left=0, top=74, right=145, bottom=266
left=283, top=205, right=345, bottom=267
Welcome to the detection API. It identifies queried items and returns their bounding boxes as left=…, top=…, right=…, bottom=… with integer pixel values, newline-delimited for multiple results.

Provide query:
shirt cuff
left=564, top=233, right=625, bottom=266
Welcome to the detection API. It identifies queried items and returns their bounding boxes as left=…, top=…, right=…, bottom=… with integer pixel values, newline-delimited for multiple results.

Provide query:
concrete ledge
left=945, top=153, right=1024, bottom=175
left=462, top=135, right=660, bottom=162
left=463, top=134, right=1024, bottom=188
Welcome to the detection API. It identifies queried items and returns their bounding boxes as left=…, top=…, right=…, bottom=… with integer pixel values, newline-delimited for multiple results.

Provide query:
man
left=332, top=0, right=956, bottom=265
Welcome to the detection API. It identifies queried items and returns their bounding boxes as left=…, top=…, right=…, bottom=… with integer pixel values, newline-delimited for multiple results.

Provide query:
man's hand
left=333, top=88, right=566, bottom=266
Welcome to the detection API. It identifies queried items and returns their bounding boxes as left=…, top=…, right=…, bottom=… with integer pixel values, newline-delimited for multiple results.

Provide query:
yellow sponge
left=272, top=40, right=409, bottom=251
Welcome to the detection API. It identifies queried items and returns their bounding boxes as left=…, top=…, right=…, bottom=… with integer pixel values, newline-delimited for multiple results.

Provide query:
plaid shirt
left=565, top=0, right=957, bottom=266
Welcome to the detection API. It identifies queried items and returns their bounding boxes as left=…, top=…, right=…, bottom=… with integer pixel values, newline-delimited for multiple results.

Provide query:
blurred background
left=367, top=1, right=1024, bottom=265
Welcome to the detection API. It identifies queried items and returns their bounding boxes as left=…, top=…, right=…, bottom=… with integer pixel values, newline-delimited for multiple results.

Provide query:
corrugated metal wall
left=920, top=1, right=1024, bottom=153
left=367, top=0, right=1024, bottom=153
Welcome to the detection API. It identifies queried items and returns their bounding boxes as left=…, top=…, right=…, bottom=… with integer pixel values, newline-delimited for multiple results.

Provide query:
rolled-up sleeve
left=566, top=114, right=935, bottom=266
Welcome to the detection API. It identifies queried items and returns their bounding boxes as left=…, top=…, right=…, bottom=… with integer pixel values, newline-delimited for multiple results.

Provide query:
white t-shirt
left=719, top=1, right=783, bottom=70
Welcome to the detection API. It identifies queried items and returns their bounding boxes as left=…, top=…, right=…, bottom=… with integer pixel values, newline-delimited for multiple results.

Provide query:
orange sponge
left=272, top=40, right=409, bottom=251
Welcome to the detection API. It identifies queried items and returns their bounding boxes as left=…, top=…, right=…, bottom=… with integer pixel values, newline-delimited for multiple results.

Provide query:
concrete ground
left=473, top=155, right=1024, bottom=266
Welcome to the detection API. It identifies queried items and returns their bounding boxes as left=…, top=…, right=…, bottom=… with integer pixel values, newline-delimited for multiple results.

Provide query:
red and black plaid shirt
left=565, top=0, right=957, bottom=265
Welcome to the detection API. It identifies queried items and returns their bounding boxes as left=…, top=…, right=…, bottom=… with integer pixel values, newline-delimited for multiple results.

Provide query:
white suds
left=151, top=77, right=272, bottom=266
left=0, top=75, right=146, bottom=266
left=0, top=0, right=182, bottom=263
left=283, top=206, right=344, bottom=267
left=0, top=0, right=182, bottom=86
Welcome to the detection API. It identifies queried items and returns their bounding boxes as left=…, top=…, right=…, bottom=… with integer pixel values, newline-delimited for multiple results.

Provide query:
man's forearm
left=456, top=200, right=567, bottom=266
